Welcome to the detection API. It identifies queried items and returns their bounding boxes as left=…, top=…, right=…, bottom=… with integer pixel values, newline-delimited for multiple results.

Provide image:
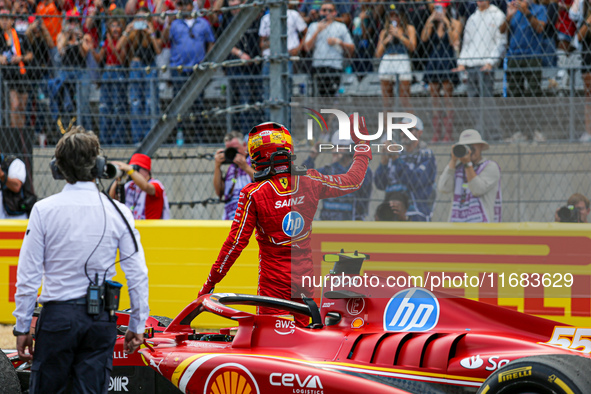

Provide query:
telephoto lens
left=223, top=147, right=238, bottom=164
left=452, top=144, right=469, bottom=158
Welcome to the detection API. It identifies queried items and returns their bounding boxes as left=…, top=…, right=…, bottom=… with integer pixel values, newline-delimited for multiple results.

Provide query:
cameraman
left=13, top=127, right=149, bottom=392
left=213, top=131, right=254, bottom=220
left=437, top=129, right=502, bottom=222
left=555, top=193, right=590, bottom=223
left=109, top=153, right=171, bottom=220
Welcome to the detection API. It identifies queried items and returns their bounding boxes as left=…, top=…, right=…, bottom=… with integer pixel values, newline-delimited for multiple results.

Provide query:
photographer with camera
left=437, top=129, right=502, bottom=222
left=109, top=153, right=171, bottom=220
left=555, top=193, right=590, bottom=223
left=13, top=127, right=149, bottom=392
left=214, top=131, right=255, bottom=220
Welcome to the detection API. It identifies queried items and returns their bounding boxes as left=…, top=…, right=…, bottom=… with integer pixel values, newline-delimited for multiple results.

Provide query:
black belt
left=44, top=297, right=87, bottom=306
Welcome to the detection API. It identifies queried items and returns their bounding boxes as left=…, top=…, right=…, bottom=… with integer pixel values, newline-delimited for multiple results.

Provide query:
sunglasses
left=320, top=7, right=335, bottom=12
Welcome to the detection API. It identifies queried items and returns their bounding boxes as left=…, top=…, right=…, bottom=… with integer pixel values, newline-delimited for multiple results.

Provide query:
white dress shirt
left=259, top=9, right=308, bottom=57
left=13, top=182, right=150, bottom=334
left=0, top=158, right=28, bottom=220
left=457, top=5, right=507, bottom=68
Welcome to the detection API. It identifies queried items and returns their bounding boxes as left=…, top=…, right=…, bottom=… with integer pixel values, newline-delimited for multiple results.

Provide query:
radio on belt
left=87, top=273, right=104, bottom=316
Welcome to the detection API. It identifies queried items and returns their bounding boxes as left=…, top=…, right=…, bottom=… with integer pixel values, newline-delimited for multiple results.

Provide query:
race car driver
left=198, top=116, right=372, bottom=326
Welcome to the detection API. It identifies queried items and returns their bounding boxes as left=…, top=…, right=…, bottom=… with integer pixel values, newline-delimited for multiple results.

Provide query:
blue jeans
left=227, top=67, right=264, bottom=134
left=52, top=69, right=92, bottom=130
left=129, top=60, right=159, bottom=144
left=99, top=66, right=127, bottom=145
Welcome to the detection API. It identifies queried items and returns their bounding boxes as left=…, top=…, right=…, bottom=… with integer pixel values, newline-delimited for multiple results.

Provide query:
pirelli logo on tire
left=498, top=366, right=533, bottom=383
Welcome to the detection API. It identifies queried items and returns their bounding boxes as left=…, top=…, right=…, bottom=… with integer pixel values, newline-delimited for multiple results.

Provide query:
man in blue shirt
left=374, top=117, right=437, bottom=221
left=500, top=0, right=547, bottom=97
left=163, top=0, right=215, bottom=141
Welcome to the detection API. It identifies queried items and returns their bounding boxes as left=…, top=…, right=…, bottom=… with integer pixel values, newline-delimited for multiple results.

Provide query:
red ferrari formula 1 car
left=3, top=252, right=591, bottom=394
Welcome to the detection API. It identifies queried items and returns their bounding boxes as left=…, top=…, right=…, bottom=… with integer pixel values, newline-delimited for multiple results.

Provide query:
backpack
left=1, top=156, right=37, bottom=217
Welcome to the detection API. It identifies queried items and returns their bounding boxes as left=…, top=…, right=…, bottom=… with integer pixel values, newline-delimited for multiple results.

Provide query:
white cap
left=331, top=131, right=354, bottom=147
left=402, top=116, right=424, bottom=131
left=458, top=129, right=489, bottom=150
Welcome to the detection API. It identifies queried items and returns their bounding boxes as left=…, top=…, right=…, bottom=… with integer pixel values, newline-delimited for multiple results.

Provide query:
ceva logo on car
left=383, top=288, right=440, bottom=332
left=269, top=373, right=324, bottom=391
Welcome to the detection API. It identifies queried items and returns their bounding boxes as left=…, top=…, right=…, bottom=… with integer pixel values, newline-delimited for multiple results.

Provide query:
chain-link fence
left=1, top=1, right=590, bottom=221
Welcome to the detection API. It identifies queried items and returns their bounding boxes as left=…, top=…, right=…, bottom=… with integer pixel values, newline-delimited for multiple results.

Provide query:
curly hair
left=55, top=126, right=101, bottom=184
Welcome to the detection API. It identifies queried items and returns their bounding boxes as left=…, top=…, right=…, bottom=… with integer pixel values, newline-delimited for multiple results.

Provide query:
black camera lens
left=557, top=205, right=580, bottom=223
left=453, top=144, right=468, bottom=158
left=223, top=147, right=238, bottom=164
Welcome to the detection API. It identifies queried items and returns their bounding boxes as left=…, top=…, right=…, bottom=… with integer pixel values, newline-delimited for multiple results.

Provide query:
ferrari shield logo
left=279, top=177, right=288, bottom=189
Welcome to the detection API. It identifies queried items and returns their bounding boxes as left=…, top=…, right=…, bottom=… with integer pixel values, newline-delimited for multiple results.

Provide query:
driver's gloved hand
left=198, top=282, right=215, bottom=298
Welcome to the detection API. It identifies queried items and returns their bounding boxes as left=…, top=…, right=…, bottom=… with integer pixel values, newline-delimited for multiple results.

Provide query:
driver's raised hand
left=198, top=282, right=215, bottom=298
left=349, top=113, right=372, bottom=160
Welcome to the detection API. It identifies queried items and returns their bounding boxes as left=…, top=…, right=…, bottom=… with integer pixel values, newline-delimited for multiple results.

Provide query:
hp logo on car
left=282, top=211, right=304, bottom=237
left=383, top=288, right=440, bottom=332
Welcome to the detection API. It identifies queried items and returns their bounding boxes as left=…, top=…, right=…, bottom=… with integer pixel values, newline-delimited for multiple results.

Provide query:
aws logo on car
left=275, top=319, right=296, bottom=335
left=282, top=211, right=304, bottom=237
left=383, top=288, right=440, bottom=332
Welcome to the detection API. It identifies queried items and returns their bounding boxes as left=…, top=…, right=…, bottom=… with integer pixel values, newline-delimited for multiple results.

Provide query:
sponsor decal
left=321, top=302, right=335, bottom=308
left=459, top=355, right=511, bottom=371
left=383, top=288, right=440, bottom=332
left=275, top=319, right=296, bottom=335
left=498, top=366, right=532, bottom=383
left=541, top=326, right=591, bottom=353
left=109, top=376, right=129, bottom=392
left=486, top=356, right=510, bottom=371
left=260, top=130, right=272, bottom=136
left=269, top=373, right=324, bottom=393
left=460, top=355, right=483, bottom=369
left=275, top=196, right=305, bottom=209
left=113, top=351, right=128, bottom=359
left=279, top=177, right=289, bottom=189
left=346, top=298, right=365, bottom=316
left=205, top=363, right=260, bottom=394
left=351, top=317, right=364, bottom=329
left=282, top=211, right=304, bottom=237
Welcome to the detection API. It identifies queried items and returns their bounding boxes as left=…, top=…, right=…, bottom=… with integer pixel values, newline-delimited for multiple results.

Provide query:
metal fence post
left=269, top=0, right=288, bottom=126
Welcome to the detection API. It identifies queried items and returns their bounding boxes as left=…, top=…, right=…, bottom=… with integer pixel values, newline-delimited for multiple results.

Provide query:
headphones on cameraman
left=50, top=156, right=117, bottom=180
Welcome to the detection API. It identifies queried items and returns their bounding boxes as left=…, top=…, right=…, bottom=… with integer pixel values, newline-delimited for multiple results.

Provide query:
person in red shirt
left=109, top=153, right=171, bottom=219
left=198, top=117, right=372, bottom=326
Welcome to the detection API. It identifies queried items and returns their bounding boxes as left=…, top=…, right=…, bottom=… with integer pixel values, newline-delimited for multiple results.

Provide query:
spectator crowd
left=2, top=0, right=591, bottom=146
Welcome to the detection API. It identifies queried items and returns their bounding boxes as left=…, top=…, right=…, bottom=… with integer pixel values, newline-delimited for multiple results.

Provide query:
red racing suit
left=203, top=149, right=371, bottom=326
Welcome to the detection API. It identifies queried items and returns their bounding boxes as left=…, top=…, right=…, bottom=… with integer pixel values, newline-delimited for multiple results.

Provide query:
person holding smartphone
left=119, top=7, right=162, bottom=144
left=421, top=2, right=462, bottom=143
left=375, top=4, right=417, bottom=110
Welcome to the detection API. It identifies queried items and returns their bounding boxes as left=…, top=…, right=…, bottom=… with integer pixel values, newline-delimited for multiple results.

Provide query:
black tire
left=0, top=350, right=21, bottom=394
left=478, top=354, right=591, bottom=394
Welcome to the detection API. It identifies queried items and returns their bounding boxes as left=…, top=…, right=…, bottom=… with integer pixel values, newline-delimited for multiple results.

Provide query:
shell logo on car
left=205, top=363, right=260, bottom=394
